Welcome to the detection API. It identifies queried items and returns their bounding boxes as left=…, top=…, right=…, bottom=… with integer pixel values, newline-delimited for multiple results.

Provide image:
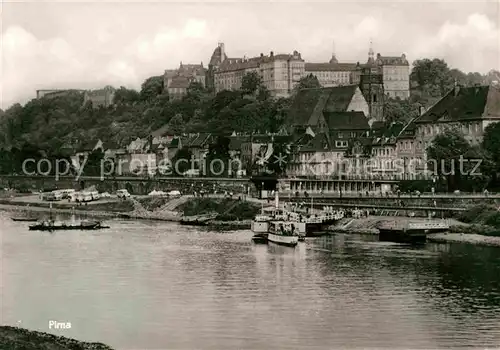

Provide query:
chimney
left=270, top=51, right=274, bottom=57
left=454, top=84, right=460, bottom=97
left=419, top=106, right=426, bottom=116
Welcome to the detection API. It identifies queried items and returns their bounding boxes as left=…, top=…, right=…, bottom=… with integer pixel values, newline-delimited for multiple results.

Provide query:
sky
left=1, top=0, right=499, bottom=109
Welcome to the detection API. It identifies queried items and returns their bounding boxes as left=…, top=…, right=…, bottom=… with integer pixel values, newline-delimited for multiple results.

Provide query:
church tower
left=359, top=40, right=385, bottom=121
left=329, top=40, right=338, bottom=64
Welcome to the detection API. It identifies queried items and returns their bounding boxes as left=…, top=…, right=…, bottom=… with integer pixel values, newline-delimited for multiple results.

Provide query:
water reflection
left=1, top=212, right=500, bottom=349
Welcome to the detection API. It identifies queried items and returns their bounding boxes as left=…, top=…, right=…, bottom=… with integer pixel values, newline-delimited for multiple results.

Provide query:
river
left=1, top=211, right=500, bottom=349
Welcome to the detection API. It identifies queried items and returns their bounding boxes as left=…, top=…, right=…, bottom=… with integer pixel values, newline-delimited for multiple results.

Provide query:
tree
left=171, top=147, right=193, bottom=175
left=114, top=86, right=140, bottom=105
left=241, top=71, right=262, bottom=95
left=483, top=122, right=500, bottom=167
left=265, top=141, right=292, bottom=176
left=295, top=74, right=321, bottom=92
left=82, top=149, right=105, bottom=176
left=140, top=76, right=164, bottom=102
left=205, top=136, right=231, bottom=177
left=384, top=97, right=420, bottom=123
left=167, top=113, right=184, bottom=135
left=427, top=128, right=488, bottom=191
left=482, top=122, right=500, bottom=188
left=411, top=58, right=454, bottom=97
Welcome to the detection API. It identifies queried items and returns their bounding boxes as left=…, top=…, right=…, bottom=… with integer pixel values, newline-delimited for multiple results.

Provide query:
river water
left=1, top=211, right=500, bottom=349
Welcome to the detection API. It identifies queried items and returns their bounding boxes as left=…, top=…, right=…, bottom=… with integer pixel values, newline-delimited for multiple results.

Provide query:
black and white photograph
left=1, top=0, right=499, bottom=349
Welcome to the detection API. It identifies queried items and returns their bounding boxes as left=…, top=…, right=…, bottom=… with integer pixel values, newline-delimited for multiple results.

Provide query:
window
left=335, top=140, right=348, bottom=148
left=338, top=132, right=343, bottom=138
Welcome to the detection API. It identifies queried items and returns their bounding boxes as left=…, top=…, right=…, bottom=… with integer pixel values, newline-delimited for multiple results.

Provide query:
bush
left=457, top=205, right=497, bottom=223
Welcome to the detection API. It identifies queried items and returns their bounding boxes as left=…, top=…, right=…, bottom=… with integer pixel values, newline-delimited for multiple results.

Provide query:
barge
left=377, top=220, right=450, bottom=244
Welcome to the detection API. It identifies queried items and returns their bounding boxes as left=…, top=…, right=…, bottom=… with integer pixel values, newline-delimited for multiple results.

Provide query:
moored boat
left=29, top=220, right=109, bottom=231
left=251, top=233, right=268, bottom=244
left=251, top=207, right=286, bottom=233
left=267, top=221, right=299, bottom=247
left=377, top=220, right=450, bottom=244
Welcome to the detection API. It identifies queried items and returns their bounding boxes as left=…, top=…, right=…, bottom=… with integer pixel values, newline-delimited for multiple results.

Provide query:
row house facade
left=414, top=84, right=500, bottom=170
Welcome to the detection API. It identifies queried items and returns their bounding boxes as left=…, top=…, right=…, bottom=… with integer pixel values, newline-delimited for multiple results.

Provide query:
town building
left=163, top=62, right=207, bottom=99
left=414, top=83, right=500, bottom=161
left=395, top=119, right=423, bottom=179
left=211, top=44, right=306, bottom=98
left=304, top=62, right=358, bottom=87
left=167, top=75, right=192, bottom=100
left=83, top=86, right=116, bottom=108
left=304, top=47, right=359, bottom=87
left=214, top=57, right=260, bottom=92
left=375, top=53, right=410, bottom=99
left=286, top=85, right=371, bottom=134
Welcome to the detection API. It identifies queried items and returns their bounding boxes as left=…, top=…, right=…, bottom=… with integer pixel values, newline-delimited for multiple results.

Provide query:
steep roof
left=209, top=45, right=228, bottom=66
left=376, top=53, right=409, bottom=66
left=287, top=85, right=360, bottom=126
left=298, top=133, right=331, bottom=152
left=416, top=85, right=500, bottom=123
left=178, top=63, right=205, bottom=77
left=188, top=133, right=212, bottom=148
left=218, top=57, right=261, bottom=73
left=304, top=62, right=357, bottom=72
left=323, top=111, right=370, bottom=130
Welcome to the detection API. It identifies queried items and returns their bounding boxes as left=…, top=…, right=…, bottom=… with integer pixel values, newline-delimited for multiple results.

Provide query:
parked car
left=58, top=189, right=75, bottom=199
left=100, top=192, right=111, bottom=198
left=89, top=191, right=100, bottom=200
left=43, top=192, right=63, bottom=201
left=116, top=189, right=131, bottom=199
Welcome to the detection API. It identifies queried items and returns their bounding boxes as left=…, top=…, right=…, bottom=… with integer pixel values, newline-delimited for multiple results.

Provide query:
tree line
left=0, top=57, right=498, bottom=179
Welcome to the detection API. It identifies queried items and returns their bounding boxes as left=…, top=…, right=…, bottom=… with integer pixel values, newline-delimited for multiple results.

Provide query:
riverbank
left=330, top=216, right=500, bottom=247
left=0, top=194, right=259, bottom=228
left=0, top=326, right=113, bottom=349
left=427, top=232, right=500, bottom=247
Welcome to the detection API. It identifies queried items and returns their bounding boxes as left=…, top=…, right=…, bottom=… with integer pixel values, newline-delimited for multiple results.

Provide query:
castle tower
left=207, top=42, right=228, bottom=92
